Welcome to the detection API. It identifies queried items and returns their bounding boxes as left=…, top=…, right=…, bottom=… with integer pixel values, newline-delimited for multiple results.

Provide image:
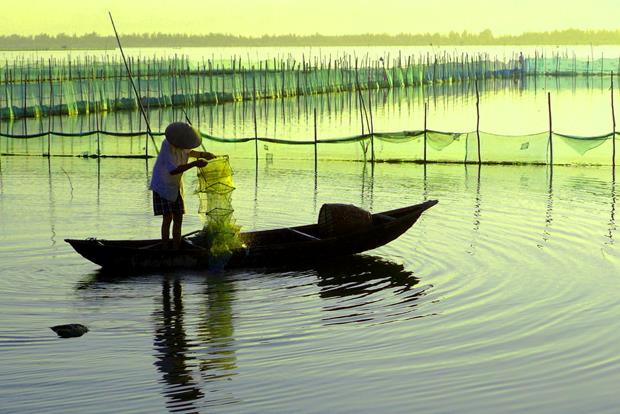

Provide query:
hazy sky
left=4, top=0, right=620, bottom=36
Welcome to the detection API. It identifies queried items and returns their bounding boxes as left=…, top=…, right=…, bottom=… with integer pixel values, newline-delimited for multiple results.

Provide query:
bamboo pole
left=612, top=72, right=616, bottom=167
left=313, top=108, right=317, bottom=172
left=548, top=92, right=553, bottom=167
left=95, top=97, right=100, bottom=156
left=252, top=73, right=258, bottom=164
left=21, top=70, right=26, bottom=122
left=475, top=80, right=481, bottom=164
left=355, top=59, right=365, bottom=136
left=423, top=101, right=427, bottom=164
left=58, top=65, right=63, bottom=116
left=109, top=12, right=157, bottom=157
left=368, top=85, right=374, bottom=163
left=47, top=59, right=52, bottom=157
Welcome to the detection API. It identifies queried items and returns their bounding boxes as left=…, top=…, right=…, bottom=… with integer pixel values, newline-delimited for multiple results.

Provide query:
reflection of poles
left=313, top=169, right=318, bottom=217
left=466, top=164, right=482, bottom=255
left=423, top=163, right=428, bottom=201
left=359, top=160, right=375, bottom=209
left=609, top=169, right=616, bottom=243
left=540, top=169, right=554, bottom=246
left=153, top=278, right=204, bottom=411
left=47, top=158, right=56, bottom=246
left=369, top=160, right=375, bottom=211
left=473, top=164, right=482, bottom=233
left=96, top=158, right=101, bottom=204
left=312, top=105, right=318, bottom=213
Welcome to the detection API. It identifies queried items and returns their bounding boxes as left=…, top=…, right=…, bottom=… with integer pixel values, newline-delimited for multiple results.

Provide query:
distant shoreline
left=1, top=29, right=620, bottom=51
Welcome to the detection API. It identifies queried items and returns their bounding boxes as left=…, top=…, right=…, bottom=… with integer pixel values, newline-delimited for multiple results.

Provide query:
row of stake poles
left=0, top=52, right=515, bottom=122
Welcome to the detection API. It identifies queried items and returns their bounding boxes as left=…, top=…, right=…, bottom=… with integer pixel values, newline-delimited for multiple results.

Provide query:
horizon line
left=3, top=28, right=620, bottom=38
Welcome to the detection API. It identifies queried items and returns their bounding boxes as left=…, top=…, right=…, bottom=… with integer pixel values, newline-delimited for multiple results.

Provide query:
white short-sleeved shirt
left=149, top=140, right=190, bottom=201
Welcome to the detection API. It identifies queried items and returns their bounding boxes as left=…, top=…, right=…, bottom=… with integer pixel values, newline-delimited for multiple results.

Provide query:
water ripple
left=2, top=159, right=620, bottom=413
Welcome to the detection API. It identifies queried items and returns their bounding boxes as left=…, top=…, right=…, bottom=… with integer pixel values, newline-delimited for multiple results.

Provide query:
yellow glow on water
left=3, top=0, right=620, bottom=37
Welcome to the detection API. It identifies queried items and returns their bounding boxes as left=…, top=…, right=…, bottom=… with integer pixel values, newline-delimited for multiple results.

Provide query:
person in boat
left=150, top=122, right=216, bottom=249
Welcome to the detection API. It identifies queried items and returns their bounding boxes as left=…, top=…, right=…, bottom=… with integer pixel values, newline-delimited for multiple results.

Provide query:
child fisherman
left=150, top=122, right=216, bottom=249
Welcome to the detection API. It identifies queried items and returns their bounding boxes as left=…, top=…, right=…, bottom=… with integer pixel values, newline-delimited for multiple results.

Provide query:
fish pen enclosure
left=2, top=51, right=620, bottom=121
left=1, top=50, right=620, bottom=166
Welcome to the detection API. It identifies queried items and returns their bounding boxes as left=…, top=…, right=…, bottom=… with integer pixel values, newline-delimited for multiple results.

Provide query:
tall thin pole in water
left=611, top=71, right=616, bottom=168
left=95, top=100, right=100, bottom=156
left=47, top=59, right=52, bottom=157
left=252, top=73, right=258, bottom=165
left=368, top=84, right=375, bottom=163
left=475, top=80, right=481, bottom=165
left=313, top=108, right=318, bottom=173
left=108, top=12, right=157, bottom=157
left=423, top=101, right=427, bottom=164
left=548, top=92, right=554, bottom=168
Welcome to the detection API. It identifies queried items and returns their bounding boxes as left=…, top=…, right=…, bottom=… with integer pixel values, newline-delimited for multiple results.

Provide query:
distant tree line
left=1, top=29, right=620, bottom=50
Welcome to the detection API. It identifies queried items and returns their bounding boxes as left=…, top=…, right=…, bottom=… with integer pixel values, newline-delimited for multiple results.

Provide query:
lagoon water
left=1, top=154, right=619, bottom=413
left=1, top=44, right=620, bottom=413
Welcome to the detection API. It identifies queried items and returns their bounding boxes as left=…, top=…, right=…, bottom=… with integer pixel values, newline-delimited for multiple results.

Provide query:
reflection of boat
left=65, top=200, right=438, bottom=269
left=313, top=255, right=432, bottom=325
left=314, top=254, right=421, bottom=299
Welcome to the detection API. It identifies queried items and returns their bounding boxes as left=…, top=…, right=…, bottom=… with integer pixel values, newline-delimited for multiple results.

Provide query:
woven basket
left=318, top=204, right=372, bottom=236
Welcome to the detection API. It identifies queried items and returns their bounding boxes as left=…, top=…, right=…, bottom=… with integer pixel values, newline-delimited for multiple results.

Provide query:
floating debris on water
left=50, top=324, right=89, bottom=338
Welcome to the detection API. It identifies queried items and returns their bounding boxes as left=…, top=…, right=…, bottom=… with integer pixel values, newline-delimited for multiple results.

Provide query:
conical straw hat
left=164, top=122, right=201, bottom=149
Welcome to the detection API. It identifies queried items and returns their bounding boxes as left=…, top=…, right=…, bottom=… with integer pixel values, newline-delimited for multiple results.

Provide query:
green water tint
left=194, top=156, right=242, bottom=267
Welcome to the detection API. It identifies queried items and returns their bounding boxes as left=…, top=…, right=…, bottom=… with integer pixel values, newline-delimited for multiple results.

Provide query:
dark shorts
left=153, top=191, right=185, bottom=216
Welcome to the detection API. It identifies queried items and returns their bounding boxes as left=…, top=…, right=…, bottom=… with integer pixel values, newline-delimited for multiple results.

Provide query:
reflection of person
left=149, top=122, right=215, bottom=249
left=153, top=278, right=204, bottom=409
left=153, top=277, right=237, bottom=409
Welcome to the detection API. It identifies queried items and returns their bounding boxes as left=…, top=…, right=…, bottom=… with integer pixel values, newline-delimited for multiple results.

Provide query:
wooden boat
left=65, top=200, right=438, bottom=269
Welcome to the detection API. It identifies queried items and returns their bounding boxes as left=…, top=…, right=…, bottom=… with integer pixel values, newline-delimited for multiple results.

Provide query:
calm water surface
left=1, top=156, right=619, bottom=413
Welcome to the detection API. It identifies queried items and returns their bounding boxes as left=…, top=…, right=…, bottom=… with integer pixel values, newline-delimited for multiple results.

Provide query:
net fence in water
left=0, top=127, right=617, bottom=165
left=198, top=129, right=618, bottom=166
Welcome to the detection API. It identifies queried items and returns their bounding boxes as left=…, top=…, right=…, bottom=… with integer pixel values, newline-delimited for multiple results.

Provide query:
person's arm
left=170, top=159, right=207, bottom=175
left=189, top=150, right=216, bottom=160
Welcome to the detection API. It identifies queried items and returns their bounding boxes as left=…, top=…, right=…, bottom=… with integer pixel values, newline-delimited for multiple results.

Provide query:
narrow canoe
left=65, top=200, right=438, bottom=269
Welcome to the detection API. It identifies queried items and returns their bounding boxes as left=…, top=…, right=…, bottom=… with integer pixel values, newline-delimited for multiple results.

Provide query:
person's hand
left=205, top=152, right=217, bottom=160
left=195, top=159, right=208, bottom=168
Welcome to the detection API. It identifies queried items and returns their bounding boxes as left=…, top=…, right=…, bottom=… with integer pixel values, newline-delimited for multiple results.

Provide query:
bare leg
left=171, top=212, right=183, bottom=249
left=161, top=213, right=173, bottom=248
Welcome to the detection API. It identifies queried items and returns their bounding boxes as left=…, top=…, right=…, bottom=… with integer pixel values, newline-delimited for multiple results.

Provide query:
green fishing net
left=195, top=156, right=243, bottom=266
